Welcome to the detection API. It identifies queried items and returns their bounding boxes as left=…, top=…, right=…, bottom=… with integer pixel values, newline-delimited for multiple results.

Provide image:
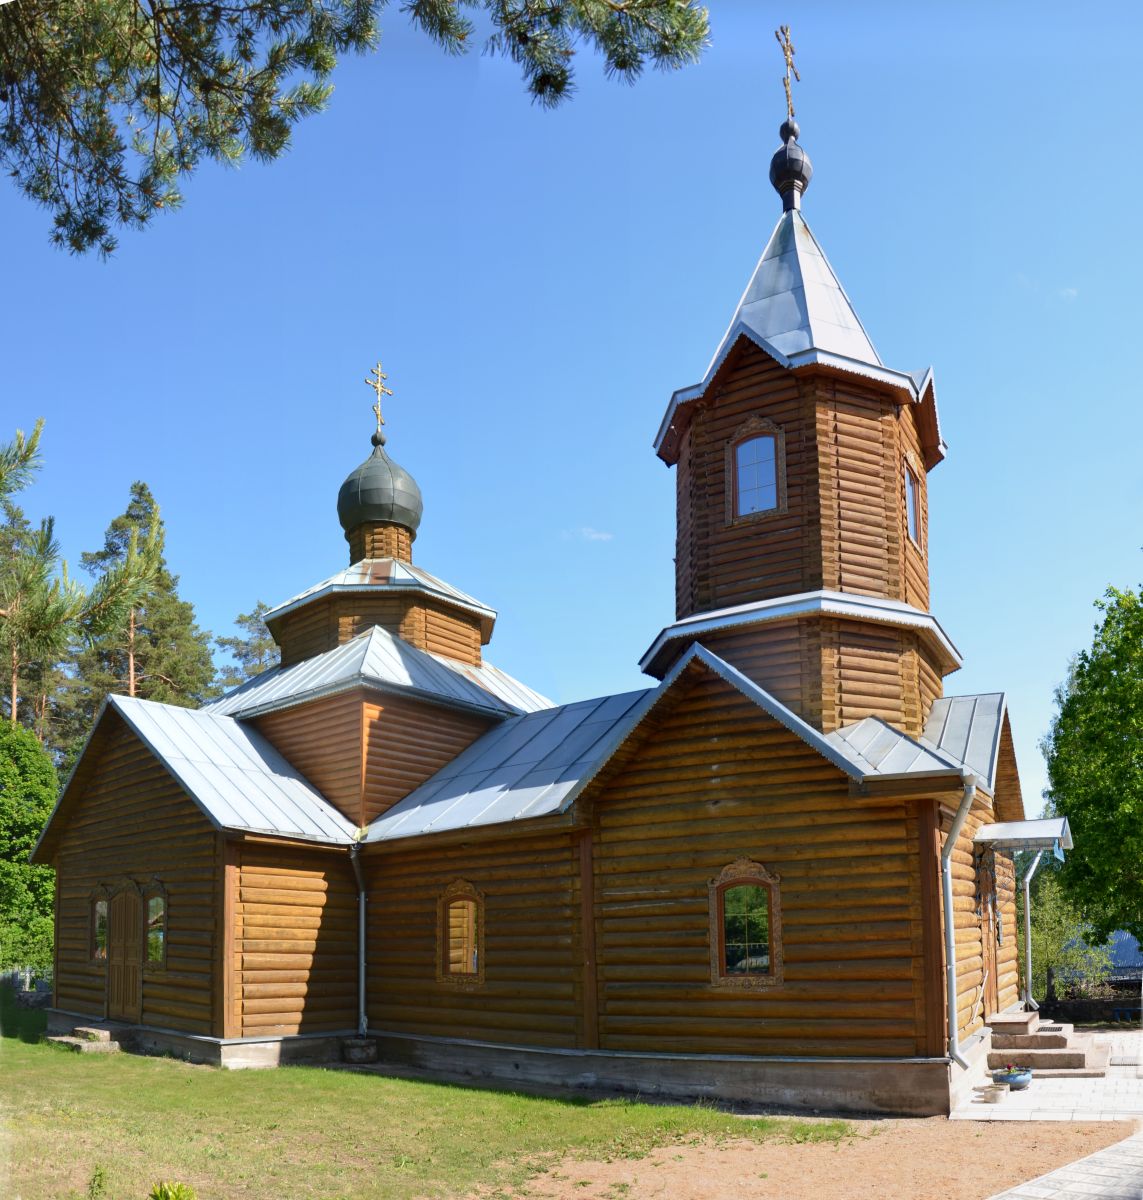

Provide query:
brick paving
left=984, top=1132, right=1143, bottom=1199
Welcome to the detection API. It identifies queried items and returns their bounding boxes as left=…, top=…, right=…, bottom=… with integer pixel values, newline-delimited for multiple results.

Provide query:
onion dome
left=336, top=429, right=424, bottom=537
left=769, top=119, right=813, bottom=211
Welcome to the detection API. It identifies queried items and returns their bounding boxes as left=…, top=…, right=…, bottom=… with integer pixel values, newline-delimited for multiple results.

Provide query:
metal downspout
left=1021, top=850, right=1044, bottom=1011
left=941, top=776, right=977, bottom=1071
left=349, top=844, right=367, bottom=1037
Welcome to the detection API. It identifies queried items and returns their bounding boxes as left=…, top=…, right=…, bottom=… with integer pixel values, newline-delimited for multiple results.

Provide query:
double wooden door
left=107, top=890, right=143, bottom=1022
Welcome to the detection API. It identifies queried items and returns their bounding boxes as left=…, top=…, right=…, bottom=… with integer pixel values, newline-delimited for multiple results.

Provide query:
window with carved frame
left=709, top=859, right=783, bottom=989
left=726, top=417, right=787, bottom=523
left=90, top=891, right=109, bottom=962
left=904, top=456, right=923, bottom=548
left=143, top=880, right=167, bottom=969
left=437, top=880, right=484, bottom=988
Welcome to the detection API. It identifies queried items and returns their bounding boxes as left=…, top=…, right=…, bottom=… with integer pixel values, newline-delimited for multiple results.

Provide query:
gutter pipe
left=1021, top=850, right=1044, bottom=1011
left=941, top=775, right=977, bottom=1070
left=349, top=843, right=368, bottom=1037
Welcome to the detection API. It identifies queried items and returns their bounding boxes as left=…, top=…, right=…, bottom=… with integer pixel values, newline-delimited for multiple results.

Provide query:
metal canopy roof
left=825, top=717, right=965, bottom=781
left=263, top=558, right=497, bottom=639
left=106, top=695, right=355, bottom=843
left=204, top=624, right=552, bottom=720
left=974, top=818, right=1073, bottom=852
left=639, top=589, right=963, bottom=678
left=920, top=694, right=1006, bottom=793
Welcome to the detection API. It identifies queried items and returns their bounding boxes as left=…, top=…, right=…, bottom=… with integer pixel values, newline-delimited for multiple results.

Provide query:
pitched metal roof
left=105, top=695, right=356, bottom=843
left=921, top=694, right=1006, bottom=792
left=363, top=644, right=872, bottom=845
left=974, top=817, right=1073, bottom=853
left=203, top=625, right=552, bottom=720
left=639, top=589, right=962, bottom=678
left=824, top=717, right=965, bottom=780
left=263, top=558, right=496, bottom=636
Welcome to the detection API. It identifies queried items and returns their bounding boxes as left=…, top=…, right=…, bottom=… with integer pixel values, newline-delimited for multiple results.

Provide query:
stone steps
left=45, top=1035, right=121, bottom=1054
left=992, top=1023, right=1074, bottom=1050
left=984, top=1011, right=1107, bottom=1078
left=987, top=1046, right=1087, bottom=1070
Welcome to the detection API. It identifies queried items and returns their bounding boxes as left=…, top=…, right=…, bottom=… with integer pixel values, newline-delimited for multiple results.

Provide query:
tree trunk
left=127, top=606, right=136, bottom=697
left=9, top=644, right=18, bottom=725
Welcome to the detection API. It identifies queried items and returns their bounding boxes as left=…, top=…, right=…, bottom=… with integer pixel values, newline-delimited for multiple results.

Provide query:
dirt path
left=494, top=1118, right=1135, bottom=1200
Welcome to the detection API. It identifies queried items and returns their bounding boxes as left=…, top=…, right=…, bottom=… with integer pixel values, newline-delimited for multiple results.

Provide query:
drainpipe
left=349, top=843, right=368, bottom=1037
left=941, top=775, right=977, bottom=1070
left=1021, top=850, right=1044, bottom=1011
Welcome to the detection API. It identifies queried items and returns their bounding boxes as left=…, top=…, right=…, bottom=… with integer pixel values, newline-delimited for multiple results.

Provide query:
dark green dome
left=336, top=431, right=423, bottom=536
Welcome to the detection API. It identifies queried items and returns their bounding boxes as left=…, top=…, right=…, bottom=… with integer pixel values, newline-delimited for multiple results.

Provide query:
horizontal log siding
left=674, top=345, right=820, bottom=619
left=337, top=597, right=409, bottom=644
left=422, top=602, right=484, bottom=664
left=363, top=697, right=493, bottom=824
left=234, top=845, right=357, bottom=1035
left=899, top=405, right=930, bottom=613
left=347, top=523, right=413, bottom=564
left=54, top=719, right=217, bottom=1034
left=994, top=851, right=1019, bottom=1011
left=253, top=691, right=364, bottom=824
left=946, top=802, right=990, bottom=1041
left=917, top=648, right=944, bottom=726
left=824, top=618, right=907, bottom=733
left=695, top=621, right=809, bottom=723
left=993, top=716, right=1026, bottom=823
left=365, top=835, right=579, bottom=1047
left=276, top=598, right=337, bottom=667
left=591, top=674, right=927, bottom=1057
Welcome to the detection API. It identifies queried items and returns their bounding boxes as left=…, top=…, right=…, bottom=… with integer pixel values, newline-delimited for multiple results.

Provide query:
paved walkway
left=985, top=1131, right=1143, bottom=1199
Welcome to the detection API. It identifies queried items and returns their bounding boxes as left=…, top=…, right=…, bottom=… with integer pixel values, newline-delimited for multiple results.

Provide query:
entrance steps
left=45, top=1024, right=122, bottom=1054
left=986, top=1011, right=1108, bottom=1078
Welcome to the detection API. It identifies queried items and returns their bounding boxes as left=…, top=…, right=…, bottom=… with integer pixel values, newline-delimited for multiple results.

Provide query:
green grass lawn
left=0, top=988, right=851, bottom=1200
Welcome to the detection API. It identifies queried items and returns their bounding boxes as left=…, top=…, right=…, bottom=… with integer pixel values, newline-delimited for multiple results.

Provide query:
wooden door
left=108, top=890, right=143, bottom=1023
left=975, top=850, right=1000, bottom=1021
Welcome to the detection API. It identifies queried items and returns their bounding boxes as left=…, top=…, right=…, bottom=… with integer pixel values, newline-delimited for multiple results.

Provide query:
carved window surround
left=437, top=879, right=485, bottom=989
left=725, top=416, right=788, bottom=526
left=708, top=858, right=784, bottom=990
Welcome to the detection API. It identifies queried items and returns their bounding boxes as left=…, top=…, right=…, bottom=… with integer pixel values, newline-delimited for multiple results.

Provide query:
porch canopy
left=974, top=817, right=1074, bottom=1009
left=973, top=816, right=1073, bottom=854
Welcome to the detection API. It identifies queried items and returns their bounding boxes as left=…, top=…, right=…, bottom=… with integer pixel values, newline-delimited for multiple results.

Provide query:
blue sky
left=3, top=3, right=1140, bottom=812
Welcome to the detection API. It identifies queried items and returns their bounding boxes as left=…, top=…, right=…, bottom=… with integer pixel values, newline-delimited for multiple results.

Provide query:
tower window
left=735, top=435, right=778, bottom=515
left=905, top=461, right=922, bottom=546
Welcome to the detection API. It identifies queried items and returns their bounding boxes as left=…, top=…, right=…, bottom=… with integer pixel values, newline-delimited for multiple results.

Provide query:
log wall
left=232, top=843, right=357, bottom=1036
left=53, top=718, right=218, bottom=1035
left=590, top=672, right=930, bottom=1057
left=347, top=522, right=414, bottom=564
left=364, top=833, right=580, bottom=1047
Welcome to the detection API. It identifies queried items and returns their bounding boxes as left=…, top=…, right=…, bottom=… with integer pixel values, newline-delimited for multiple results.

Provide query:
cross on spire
left=775, top=25, right=800, bottom=122
left=364, top=361, right=393, bottom=433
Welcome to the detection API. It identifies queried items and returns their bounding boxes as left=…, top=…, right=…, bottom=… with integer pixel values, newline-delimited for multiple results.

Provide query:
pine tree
left=59, top=482, right=218, bottom=763
left=216, top=602, right=280, bottom=692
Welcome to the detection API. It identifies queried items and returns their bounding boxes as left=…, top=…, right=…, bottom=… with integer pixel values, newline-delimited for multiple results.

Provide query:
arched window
left=90, top=894, right=109, bottom=962
left=143, top=883, right=167, bottom=968
left=726, top=417, right=786, bottom=523
left=437, top=880, right=484, bottom=987
left=709, top=859, right=783, bottom=989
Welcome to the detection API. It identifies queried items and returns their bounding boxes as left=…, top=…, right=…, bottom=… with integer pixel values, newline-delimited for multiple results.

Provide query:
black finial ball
left=371, top=430, right=387, bottom=447
left=780, top=118, right=800, bottom=143
left=769, top=126, right=813, bottom=210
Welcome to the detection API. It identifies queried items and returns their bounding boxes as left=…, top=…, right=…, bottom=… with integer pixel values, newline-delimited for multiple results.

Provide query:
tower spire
left=768, top=26, right=813, bottom=211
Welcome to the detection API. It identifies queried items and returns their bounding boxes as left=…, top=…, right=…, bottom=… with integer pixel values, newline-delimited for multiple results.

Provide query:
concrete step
left=992, top=1023, right=1074, bottom=1050
left=1033, top=1044, right=1111, bottom=1078
left=987, top=1047, right=1088, bottom=1070
left=45, top=1035, right=121, bottom=1054
left=986, top=1010, right=1039, bottom=1035
left=72, top=1025, right=115, bottom=1043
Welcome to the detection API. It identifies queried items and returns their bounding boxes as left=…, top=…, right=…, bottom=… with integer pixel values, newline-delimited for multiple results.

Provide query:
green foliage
left=85, top=1164, right=108, bottom=1200
left=0, top=0, right=708, bottom=254
left=0, top=425, right=161, bottom=734
left=1017, top=870, right=1111, bottom=1000
left=54, top=482, right=217, bottom=765
left=215, top=601, right=279, bottom=691
left=149, top=1184, right=197, bottom=1200
left=1042, top=585, right=1143, bottom=943
left=0, top=722, right=57, bottom=971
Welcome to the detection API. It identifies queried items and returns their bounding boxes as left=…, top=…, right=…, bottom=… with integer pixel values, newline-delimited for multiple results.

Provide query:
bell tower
left=641, top=69, right=958, bottom=737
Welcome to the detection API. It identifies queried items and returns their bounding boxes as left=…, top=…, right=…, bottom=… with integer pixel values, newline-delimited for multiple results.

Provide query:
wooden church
left=33, top=105, right=1071, bottom=1116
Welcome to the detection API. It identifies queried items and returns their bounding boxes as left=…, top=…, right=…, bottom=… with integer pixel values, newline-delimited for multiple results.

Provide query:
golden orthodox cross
left=775, top=25, right=800, bottom=121
left=365, top=361, right=393, bottom=432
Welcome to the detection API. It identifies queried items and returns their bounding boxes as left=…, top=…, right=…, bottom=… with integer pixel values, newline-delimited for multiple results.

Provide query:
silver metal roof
left=364, top=644, right=872, bottom=844
left=106, top=695, right=356, bottom=844
left=639, top=589, right=962, bottom=678
left=974, top=818, right=1073, bottom=852
left=825, top=717, right=965, bottom=780
left=203, top=625, right=552, bottom=720
left=921, top=694, right=1006, bottom=793
left=263, top=558, right=496, bottom=630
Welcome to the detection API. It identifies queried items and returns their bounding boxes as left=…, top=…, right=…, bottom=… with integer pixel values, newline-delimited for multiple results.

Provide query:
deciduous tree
left=1042, top=585, right=1143, bottom=942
